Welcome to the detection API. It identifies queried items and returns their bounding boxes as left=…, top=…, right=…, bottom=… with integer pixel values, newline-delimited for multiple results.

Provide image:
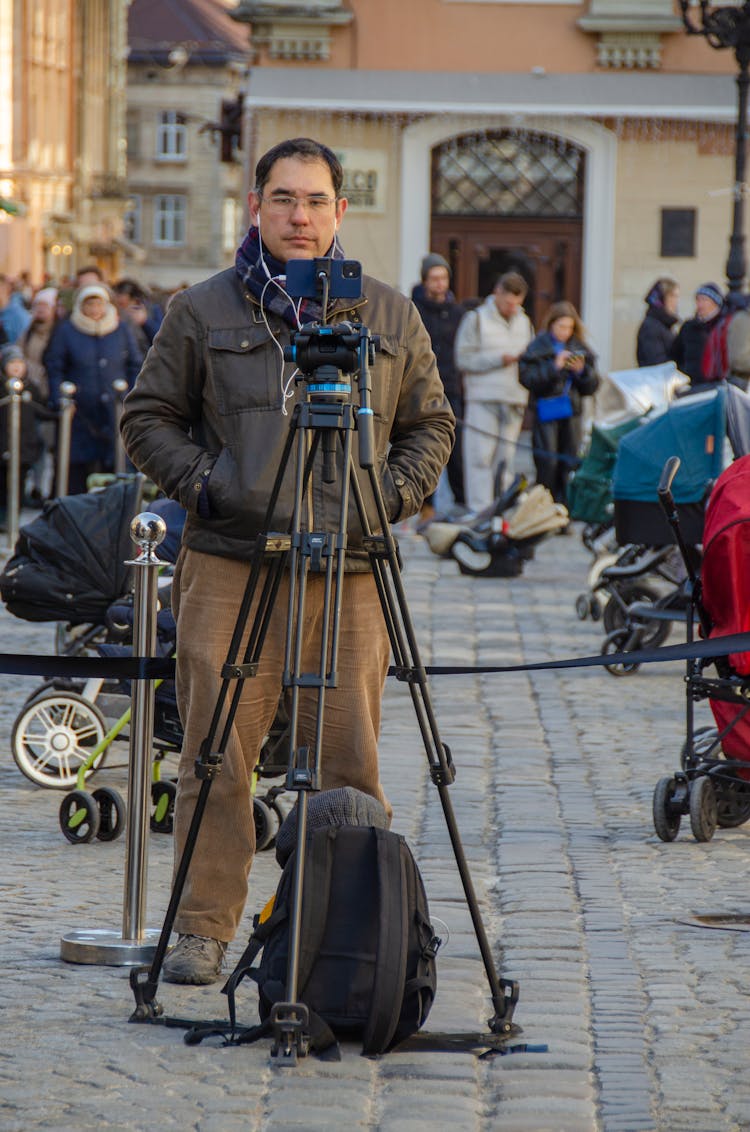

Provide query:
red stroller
left=653, top=455, right=750, bottom=842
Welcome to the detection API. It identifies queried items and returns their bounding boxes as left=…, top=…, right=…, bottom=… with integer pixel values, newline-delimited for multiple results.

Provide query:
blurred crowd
left=0, top=268, right=187, bottom=516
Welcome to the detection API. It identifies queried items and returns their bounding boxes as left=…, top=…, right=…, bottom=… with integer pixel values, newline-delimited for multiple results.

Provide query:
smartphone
left=285, top=257, right=363, bottom=301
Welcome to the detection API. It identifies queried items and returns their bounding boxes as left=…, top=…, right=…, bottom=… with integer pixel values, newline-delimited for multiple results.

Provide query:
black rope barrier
left=0, top=630, right=748, bottom=683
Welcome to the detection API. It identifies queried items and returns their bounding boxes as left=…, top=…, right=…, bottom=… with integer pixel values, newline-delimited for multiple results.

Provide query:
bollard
left=5, top=377, right=23, bottom=549
left=112, top=379, right=129, bottom=476
left=60, top=511, right=167, bottom=965
left=56, top=381, right=76, bottom=498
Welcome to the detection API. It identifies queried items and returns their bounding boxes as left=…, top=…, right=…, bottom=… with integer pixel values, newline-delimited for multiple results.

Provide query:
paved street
left=1, top=515, right=750, bottom=1132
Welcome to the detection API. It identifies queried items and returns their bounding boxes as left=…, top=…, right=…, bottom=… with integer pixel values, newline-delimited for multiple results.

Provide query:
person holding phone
left=519, top=301, right=599, bottom=507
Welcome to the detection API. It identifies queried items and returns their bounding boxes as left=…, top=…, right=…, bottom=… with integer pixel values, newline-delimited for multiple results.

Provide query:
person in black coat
left=670, top=281, right=724, bottom=388
left=636, top=277, right=680, bottom=366
left=519, top=301, right=600, bottom=505
left=413, top=253, right=466, bottom=508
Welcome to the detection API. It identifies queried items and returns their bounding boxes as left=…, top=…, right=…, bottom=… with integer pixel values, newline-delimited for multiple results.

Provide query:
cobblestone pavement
left=2, top=519, right=750, bottom=1132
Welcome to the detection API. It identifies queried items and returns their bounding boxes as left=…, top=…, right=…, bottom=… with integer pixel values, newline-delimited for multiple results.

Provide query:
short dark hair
left=113, top=278, right=148, bottom=301
left=495, top=272, right=528, bottom=298
left=76, top=264, right=104, bottom=282
left=254, top=137, right=344, bottom=197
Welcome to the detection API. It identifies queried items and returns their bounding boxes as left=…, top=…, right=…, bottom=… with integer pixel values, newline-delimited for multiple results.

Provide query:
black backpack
left=219, top=822, right=440, bottom=1058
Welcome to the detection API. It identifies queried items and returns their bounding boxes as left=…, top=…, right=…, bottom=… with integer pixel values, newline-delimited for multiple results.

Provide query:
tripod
left=130, top=318, right=520, bottom=1061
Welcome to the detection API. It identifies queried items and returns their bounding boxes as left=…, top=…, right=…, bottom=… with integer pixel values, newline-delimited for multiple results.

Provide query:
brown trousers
left=171, top=548, right=392, bottom=942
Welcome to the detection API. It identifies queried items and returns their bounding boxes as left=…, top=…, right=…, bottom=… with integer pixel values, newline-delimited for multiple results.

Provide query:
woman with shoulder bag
left=519, top=301, right=599, bottom=506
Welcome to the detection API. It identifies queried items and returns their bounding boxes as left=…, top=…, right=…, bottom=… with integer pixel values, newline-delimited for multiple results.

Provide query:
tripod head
left=284, top=320, right=379, bottom=467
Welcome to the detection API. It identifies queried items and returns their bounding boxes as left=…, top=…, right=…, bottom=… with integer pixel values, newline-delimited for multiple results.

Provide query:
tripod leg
left=349, top=465, right=519, bottom=1035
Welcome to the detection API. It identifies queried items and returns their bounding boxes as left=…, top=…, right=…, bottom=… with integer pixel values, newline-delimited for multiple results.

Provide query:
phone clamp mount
left=129, top=258, right=521, bottom=1063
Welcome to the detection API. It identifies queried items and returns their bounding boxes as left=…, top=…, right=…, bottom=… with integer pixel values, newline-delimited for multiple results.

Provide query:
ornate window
left=432, top=132, right=585, bottom=218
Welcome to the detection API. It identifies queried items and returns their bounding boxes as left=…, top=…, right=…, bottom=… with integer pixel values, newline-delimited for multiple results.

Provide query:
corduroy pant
left=171, top=548, right=392, bottom=943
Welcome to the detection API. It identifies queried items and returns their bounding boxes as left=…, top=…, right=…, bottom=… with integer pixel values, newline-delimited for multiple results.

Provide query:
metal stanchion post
left=112, top=379, right=129, bottom=475
left=60, top=512, right=167, bottom=965
left=5, top=377, right=23, bottom=548
left=56, top=381, right=76, bottom=498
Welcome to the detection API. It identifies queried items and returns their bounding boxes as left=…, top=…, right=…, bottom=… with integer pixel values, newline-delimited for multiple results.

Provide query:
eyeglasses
left=260, top=193, right=337, bottom=215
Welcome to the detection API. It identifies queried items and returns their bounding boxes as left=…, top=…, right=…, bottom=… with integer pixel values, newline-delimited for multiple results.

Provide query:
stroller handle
left=658, top=456, right=681, bottom=512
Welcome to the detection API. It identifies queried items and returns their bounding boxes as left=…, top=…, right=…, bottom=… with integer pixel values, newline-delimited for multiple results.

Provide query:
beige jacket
left=455, top=295, right=533, bottom=405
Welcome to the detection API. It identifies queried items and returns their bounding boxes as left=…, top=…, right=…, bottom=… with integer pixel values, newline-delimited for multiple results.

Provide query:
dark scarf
left=235, top=226, right=344, bottom=328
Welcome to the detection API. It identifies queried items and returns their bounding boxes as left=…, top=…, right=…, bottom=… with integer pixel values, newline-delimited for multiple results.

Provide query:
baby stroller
left=423, top=475, right=568, bottom=577
left=570, top=362, right=685, bottom=623
left=1, top=478, right=288, bottom=845
left=652, top=454, right=750, bottom=842
left=598, top=384, right=750, bottom=674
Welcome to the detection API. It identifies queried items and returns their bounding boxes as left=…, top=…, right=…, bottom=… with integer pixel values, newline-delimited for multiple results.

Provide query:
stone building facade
left=0, top=0, right=131, bottom=283
left=234, top=0, right=738, bottom=371
left=121, top=0, right=251, bottom=290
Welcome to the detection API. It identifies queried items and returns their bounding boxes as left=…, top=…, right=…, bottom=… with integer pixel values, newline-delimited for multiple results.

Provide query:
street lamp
left=679, top=1, right=750, bottom=300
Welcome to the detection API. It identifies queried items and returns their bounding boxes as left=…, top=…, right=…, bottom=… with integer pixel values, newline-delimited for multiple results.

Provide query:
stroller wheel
left=653, top=776, right=682, bottom=842
left=689, top=777, right=718, bottom=843
left=254, top=797, right=277, bottom=852
left=151, top=780, right=177, bottom=834
left=714, top=777, right=750, bottom=829
left=12, top=692, right=108, bottom=790
left=92, top=787, right=126, bottom=841
left=680, top=726, right=721, bottom=770
left=574, top=594, right=590, bottom=621
left=602, top=583, right=670, bottom=648
left=59, top=790, right=100, bottom=844
left=601, top=629, right=641, bottom=676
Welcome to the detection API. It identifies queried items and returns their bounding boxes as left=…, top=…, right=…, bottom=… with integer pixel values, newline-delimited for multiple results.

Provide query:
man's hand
left=501, top=353, right=519, bottom=367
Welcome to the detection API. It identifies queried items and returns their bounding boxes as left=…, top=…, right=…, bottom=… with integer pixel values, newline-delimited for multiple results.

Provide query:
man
left=120, top=137, right=453, bottom=985
left=112, top=278, right=164, bottom=354
left=413, top=253, right=465, bottom=511
left=0, top=275, right=31, bottom=343
left=670, top=281, right=724, bottom=388
left=454, top=272, right=533, bottom=512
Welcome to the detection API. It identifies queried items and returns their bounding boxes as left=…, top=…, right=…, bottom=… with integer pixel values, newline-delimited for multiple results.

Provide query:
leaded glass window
left=432, top=132, right=585, bottom=218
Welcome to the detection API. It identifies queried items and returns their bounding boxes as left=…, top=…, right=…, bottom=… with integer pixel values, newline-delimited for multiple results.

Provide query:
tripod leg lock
left=430, top=742, right=456, bottom=787
left=195, top=742, right=223, bottom=780
left=270, top=1001, right=310, bottom=1064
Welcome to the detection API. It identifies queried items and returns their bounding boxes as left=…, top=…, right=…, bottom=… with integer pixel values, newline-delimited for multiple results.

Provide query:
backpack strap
left=296, top=827, right=337, bottom=996
left=362, top=828, right=409, bottom=1056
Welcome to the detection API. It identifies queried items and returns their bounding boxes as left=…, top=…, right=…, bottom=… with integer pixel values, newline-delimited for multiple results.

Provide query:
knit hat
left=75, top=283, right=110, bottom=307
left=695, top=282, right=724, bottom=309
left=0, top=344, right=25, bottom=369
left=32, top=286, right=58, bottom=309
left=420, top=253, right=450, bottom=280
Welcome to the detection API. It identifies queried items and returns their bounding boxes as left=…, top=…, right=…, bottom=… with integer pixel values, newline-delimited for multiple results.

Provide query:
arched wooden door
left=430, top=132, right=585, bottom=327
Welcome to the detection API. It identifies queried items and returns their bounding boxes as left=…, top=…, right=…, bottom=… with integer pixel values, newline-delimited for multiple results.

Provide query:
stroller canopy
left=566, top=412, right=645, bottom=524
left=702, top=454, right=750, bottom=677
left=595, top=361, right=687, bottom=419
left=612, top=385, right=750, bottom=506
left=0, top=477, right=145, bottom=624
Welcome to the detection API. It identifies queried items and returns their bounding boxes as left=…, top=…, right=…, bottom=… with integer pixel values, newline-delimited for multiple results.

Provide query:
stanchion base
left=60, top=928, right=163, bottom=966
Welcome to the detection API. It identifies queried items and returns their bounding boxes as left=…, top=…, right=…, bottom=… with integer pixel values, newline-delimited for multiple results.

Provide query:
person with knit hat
left=636, top=277, right=680, bottom=367
left=670, top=281, right=725, bottom=389
left=19, top=287, right=61, bottom=500
left=43, top=282, right=142, bottom=493
left=0, top=344, right=46, bottom=523
left=412, top=252, right=465, bottom=511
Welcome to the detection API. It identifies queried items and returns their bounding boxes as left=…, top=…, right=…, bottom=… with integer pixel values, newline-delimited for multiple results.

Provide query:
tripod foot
left=270, top=1001, right=310, bottom=1065
left=129, top=965, right=164, bottom=1023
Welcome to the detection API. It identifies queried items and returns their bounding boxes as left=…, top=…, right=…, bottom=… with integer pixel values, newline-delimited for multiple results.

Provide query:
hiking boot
left=162, top=934, right=227, bottom=985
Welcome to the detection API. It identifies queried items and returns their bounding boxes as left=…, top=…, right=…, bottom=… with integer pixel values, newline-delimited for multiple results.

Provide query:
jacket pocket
left=369, top=334, right=401, bottom=430
left=207, top=326, right=284, bottom=414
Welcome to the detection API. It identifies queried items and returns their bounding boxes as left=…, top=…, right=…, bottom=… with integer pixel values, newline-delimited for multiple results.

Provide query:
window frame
left=153, top=193, right=187, bottom=247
